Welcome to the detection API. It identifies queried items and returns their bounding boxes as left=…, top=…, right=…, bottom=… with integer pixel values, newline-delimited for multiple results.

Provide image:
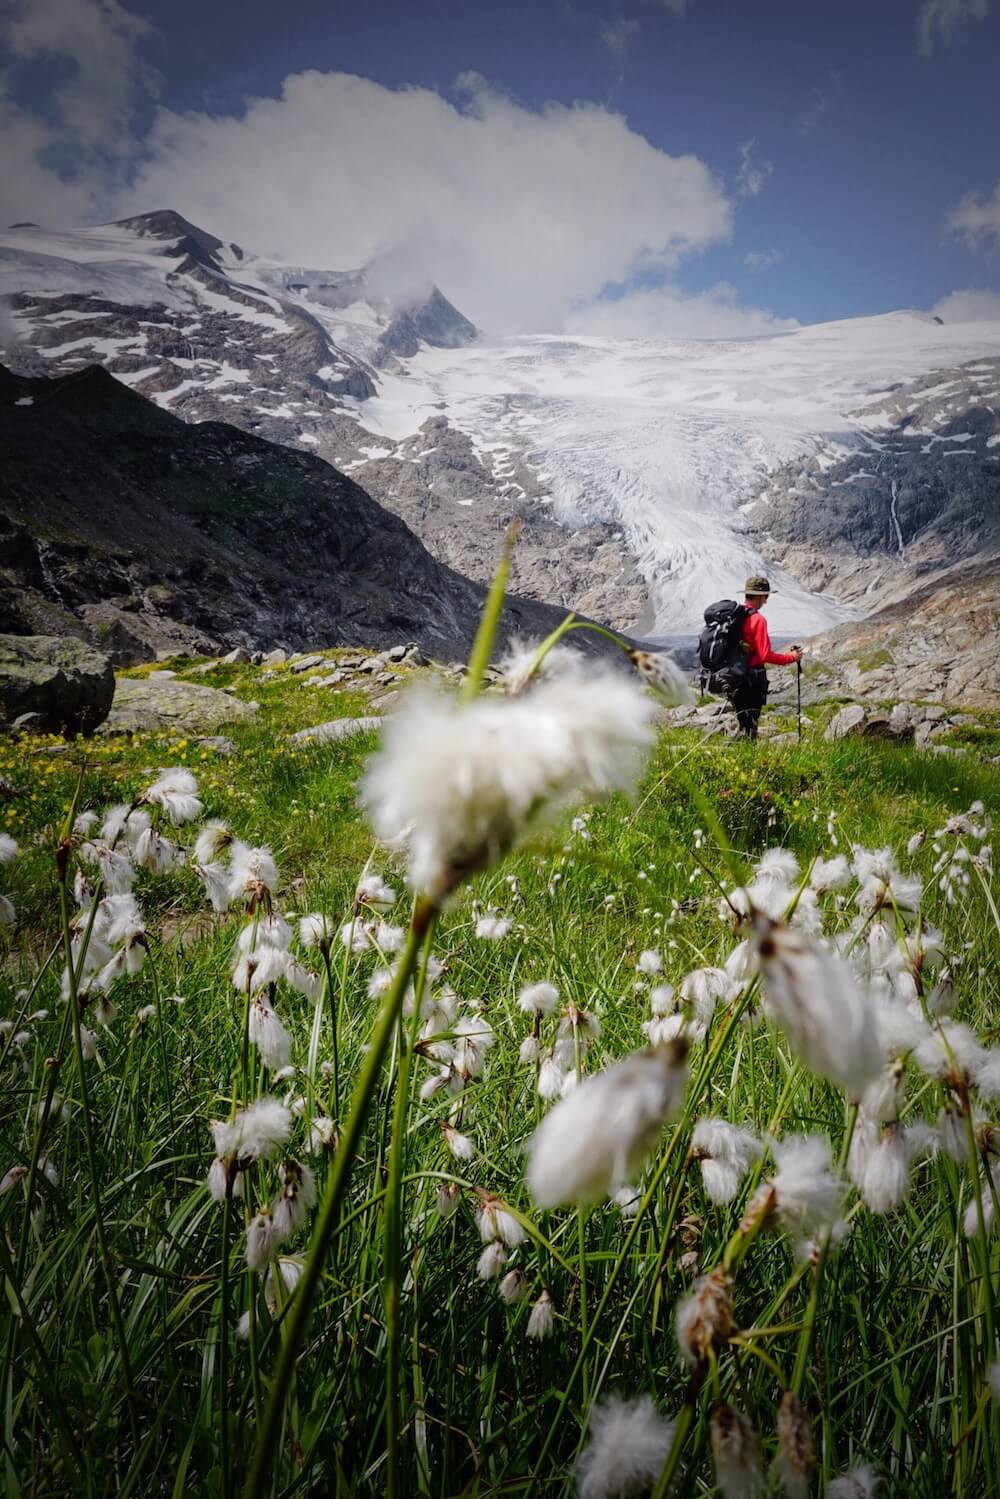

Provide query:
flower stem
left=384, top=917, right=438, bottom=1499
left=244, top=911, right=430, bottom=1498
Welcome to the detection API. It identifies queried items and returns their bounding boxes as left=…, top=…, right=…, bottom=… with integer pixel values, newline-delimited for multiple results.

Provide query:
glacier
left=347, top=313, right=1000, bottom=636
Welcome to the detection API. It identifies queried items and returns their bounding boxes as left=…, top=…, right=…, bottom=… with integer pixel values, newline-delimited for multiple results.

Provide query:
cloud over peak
left=116, top=69, right=733, bottom=334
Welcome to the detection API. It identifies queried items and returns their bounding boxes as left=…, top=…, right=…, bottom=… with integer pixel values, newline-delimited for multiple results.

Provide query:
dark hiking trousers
left=731, top=668, right=768, bottom=740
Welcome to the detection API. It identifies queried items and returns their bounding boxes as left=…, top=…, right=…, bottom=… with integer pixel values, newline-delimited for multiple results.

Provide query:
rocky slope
left=793, top=554, right=1000, bottom=709
left=743, top=357, right=1000, bottom=612
left=0, top=212, right=641, bottom=627
left=0, top=362, right=618, bottom=663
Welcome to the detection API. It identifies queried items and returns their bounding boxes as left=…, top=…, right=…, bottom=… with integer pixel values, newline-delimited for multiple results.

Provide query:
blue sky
left=2, top=0, right=998, bottom=334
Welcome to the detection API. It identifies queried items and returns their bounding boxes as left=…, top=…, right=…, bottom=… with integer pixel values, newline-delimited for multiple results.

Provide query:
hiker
left=732, top=574, right=802, bottom=740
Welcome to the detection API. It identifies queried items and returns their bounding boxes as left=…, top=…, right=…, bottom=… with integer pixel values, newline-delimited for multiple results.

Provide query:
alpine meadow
left=2, top=607, right=1000, bottom=1498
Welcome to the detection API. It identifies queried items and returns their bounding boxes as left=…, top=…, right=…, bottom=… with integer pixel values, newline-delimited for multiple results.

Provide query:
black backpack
left=698, top=600, right=751, bottom=696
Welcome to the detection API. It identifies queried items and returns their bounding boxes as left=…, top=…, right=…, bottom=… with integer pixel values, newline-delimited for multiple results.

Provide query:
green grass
left=2, top=655, right=1000, bottom=1498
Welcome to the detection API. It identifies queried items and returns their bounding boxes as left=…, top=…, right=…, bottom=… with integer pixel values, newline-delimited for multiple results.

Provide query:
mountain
left=740, top=355, right=1000, bottom=611
left=3, top=213, right=1000, bottom=643
left=0, top=361, right=613, bottom=664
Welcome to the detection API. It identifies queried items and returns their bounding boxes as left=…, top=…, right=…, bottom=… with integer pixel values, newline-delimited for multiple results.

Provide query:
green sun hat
left=744, top=574, right=774, bottom=595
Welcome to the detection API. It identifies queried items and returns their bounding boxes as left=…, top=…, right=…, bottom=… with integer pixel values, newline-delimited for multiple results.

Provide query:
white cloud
left=736, top=139, right=772, bottom=199
left=945, top=181, right=1000, bottom=254
left=115, top=70, right=734, bottom=334
left=744, top=248, right=781, bottom=272
left=4, top=0, right=156, bottom=150
left=565, top=281, right=798, bottom=340
left=932, top=288, right=1000, bottom=322
left=917, top=0, right=989, bottom=54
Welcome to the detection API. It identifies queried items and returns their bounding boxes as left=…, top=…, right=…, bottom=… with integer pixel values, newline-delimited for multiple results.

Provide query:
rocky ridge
left=0, top=362, right=625, bottom=664
left=744, top=357, right=1000, bottom=612
left=0, top=213, right=646, bottom=631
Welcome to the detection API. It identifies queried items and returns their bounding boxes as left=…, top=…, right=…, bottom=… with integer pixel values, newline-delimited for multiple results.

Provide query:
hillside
left=0, top=362, right=611, bottom=662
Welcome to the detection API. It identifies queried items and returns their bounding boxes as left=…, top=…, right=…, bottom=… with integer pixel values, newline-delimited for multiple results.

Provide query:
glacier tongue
left=357, top=315, right=1000, bottom=636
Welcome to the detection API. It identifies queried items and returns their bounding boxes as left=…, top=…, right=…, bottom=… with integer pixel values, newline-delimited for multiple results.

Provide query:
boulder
left=290, top=654, right=327, bottom=674
left=0, top=634, right=115, bottom=735
left=823, top=704, right=867, bottom=741
left=222, top=647, right=249, bottom=664
left=262, top=648, right=288, bottom=666
left=289, top=716, right=382, bottom=746
left=98, top=678, right=259, bottom=735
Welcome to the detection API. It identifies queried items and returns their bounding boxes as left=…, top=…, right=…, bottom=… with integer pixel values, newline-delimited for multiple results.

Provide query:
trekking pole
left=796, top=654, right=802, bottom=742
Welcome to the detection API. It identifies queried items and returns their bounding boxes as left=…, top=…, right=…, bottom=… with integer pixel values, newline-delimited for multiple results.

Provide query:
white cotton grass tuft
left=711, top=1404, right=763, bottom=1499
left=574, top=1394, right=676, bottom=1499
left=518, top=981, right=559, bottom=1015
left=475, top=1194, right=526, bottom=1247
left=211, top=1097, right=292, bottom=1163
left=827, top=1463, right=881, bottom=1499
left=299, top=913, right=334, bottom=950
left=228, top=841, right=279, bottom=904
left=356, top=873, right=397, bottom=911
left=359, top=669, right=655, bottom=896
left=525, top=1041, right=687, bottom=1208
left=766, top=1134, right=844, bottom=1240
left=751, top=913, right=882, bottom=1097
left=498, top=1268, right=529, bottom=1304
left=827, top=1464, right=880, bottom=1499
left=248, top=999, right=292, bottom=1072
left=692, top=1119, right=762, bottom=1204
left=526, top=1288, right=555, bottom=1340
left=475, top=911, right=512, bottom=940
left=476, top=1241, right=507, bottom=1280
left=627, top=647, right=695, bottom=704
left=142, top=767, right=202, bottom=825
left=0, top=834, right=18, bottom=864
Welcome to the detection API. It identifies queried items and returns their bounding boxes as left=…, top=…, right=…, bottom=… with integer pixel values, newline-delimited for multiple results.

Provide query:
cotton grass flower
left=475, top=911, right=511, bottom=940
left=356, top=873, right=397, bottom=911
left=474, top=1192, right=525, bottom=1247
left=526, top=1288, right=555, bottom=1340
left=476, top=1241, right=507, bottom=1279
left=248, top=999, right=292, bottom=1071
left=211, top=1097, right=291, bottom=1165
left=675, top=1267, right=734, bottom=1369
left=776, top=1392, right=815, bottom=1499
left=752, top=914, right=882, bottom=1097
left=498, top=1268, right=528, bottom=1304
left=711, top=1404, right=763, bottom=1499
left=439, top=1122, right=475, bottom=1161
left=692, top=1119, right=762, bottom=1204
left=574, top=1395, right=676, bottom=1499
left=272, top=1160, right=317, bottom=1240
left=518, top=981, right=559, bottom=1015
left=360, top=669, right=655, bottom=897
left=142, top=767, right=202, bottom=825
left=245, top=1210, right=279, bottom=1273
left=0, top=834, right=17, bottom=863
left=827, top=1464, right=879, bottom=1498
left=764, top=1134, right=844, bottom=1240
left=525, top=1041, right=688, bottom=1208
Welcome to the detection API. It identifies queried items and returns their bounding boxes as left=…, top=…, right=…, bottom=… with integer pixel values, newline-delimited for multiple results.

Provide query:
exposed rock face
left=351, top=418, right=648, bottom=632
left=0, top=363, right=627, bottom=665
left=0, top=634, right=115, bottom=735
left=99, top=677, right=259, bottom=735
left=799, top=555, right=1000, bottom=707
left=744, top=358, right=1000, bottom=613
left=0, top=214, right=644, bottom=632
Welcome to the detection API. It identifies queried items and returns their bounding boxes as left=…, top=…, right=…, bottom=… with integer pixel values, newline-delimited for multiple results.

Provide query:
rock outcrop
left=0, top=634, right=115, bottom=735
left=0, top=363, right=628, bottom=666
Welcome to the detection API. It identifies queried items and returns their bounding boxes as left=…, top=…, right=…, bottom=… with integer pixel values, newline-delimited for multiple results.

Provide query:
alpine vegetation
left=0, top=602, right=999, bottom=1498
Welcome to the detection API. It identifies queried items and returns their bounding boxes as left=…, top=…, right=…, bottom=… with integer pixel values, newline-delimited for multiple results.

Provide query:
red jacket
left=741, top=606, right=798, bottom=669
